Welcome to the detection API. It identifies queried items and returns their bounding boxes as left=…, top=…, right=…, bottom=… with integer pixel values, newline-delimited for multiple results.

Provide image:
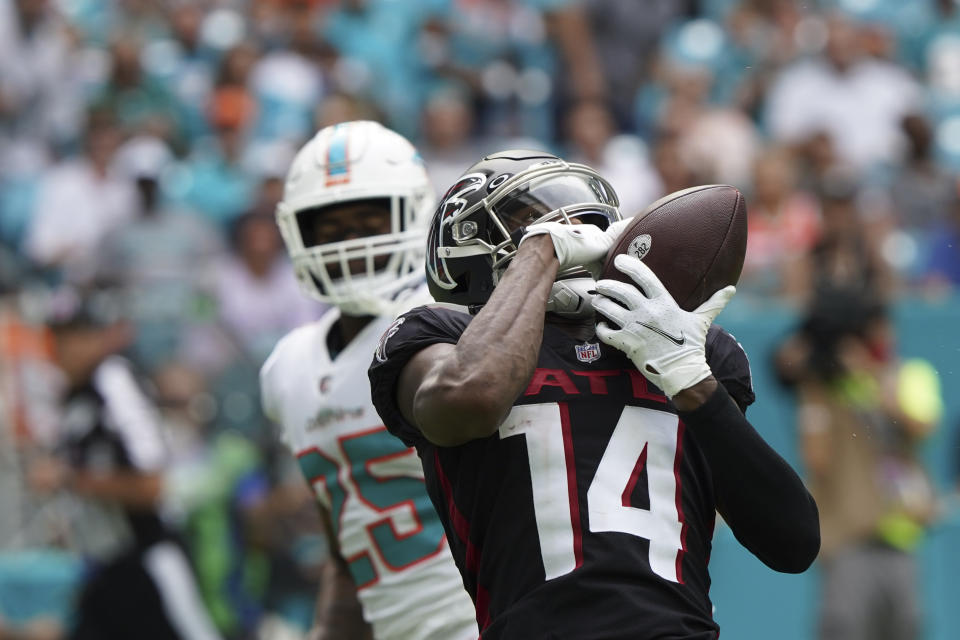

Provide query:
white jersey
left=260, top=294, right=477, bottom=640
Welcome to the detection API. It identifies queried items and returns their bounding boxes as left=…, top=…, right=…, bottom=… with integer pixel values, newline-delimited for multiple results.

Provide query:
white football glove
left=592, top=254, right=736, bottom=398
left=519, top=219, right=631, bottom=276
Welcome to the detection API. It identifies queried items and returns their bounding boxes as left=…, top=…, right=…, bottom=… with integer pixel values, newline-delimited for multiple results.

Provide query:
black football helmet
left=426, top=150, right=620, bottom=307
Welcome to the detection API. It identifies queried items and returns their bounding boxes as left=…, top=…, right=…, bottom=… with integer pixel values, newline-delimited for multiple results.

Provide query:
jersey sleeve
left=259, top=328, right=312, bottom=451
left=259, top=340, right=284, bottom=423
left=94, top=357, right=167, bottom=472
left=706, top=324, right=755, bottom=414
left=368, top=305, right=471, bottom=447
left=679, top=384, right=820, bottom=574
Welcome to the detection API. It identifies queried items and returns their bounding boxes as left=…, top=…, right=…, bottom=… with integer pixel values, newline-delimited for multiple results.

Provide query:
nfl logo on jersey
left=575, top=342, right=601, bottom=363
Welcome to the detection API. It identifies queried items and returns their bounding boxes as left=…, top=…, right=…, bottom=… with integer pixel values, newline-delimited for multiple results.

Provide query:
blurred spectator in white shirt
left=0, top=0, right=85, bottom=146
left=249, top=8, right=325, bottom=144
left=25, top=112, right=138, bottom=284
left=766, top=13, right=922, bottom=171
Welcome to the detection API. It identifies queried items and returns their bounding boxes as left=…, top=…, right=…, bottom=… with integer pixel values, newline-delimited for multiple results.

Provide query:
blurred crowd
left=1, top=0, right=959, bottom=638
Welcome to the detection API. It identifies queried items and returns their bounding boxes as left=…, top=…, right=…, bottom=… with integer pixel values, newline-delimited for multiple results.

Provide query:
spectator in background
left=419, top=88, right=481, bottom=200
left=166, top=85, right=257, bottom=231
left=0, top=0, right=84, bottom=147
left=891, top=114, right=958, bottom=232
left=0, top=137, right=51, bottom=254
left=765, top=12, right=922, bottom=171
left=321, top=0, right=442, bottom=137
left=650, top=133, right=701, bottom=196
left=416, top=0, right=605, bottom=141
left=648, top=57, right=761, bottom=188
left=24, top=112, right=137, bottom=284
left=792, top=173, right=894, bottom=305
left=774, top=292, right=941, bottom=640
left=793, top=130, right=844, bottom=195
left=676, top=101, right=760, bottom=190
left=155, top=3, right=217, bottom=144
left=563, top=98, right=662, bottom=216
left=741, top=146, right=821, bottom=301
left=724, top=0, right=804, bottom=72
left=98, top=136, right=224, bottom=372
left=114, top=0, right=167, bottom=44
left=27, top=288, right=221, bottom=640
left=314, top=91, right=382, bottom=131
left=92, top=37, right=181, bottom=145
left=584, top=0, right=691, bottom=126
left=213, top=211, right=323, bottom=363
left=248, top=5, right=325, bottom=144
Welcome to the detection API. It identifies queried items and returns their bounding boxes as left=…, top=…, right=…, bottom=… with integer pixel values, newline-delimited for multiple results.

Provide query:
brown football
left=600, top=185, right=747, bottom=312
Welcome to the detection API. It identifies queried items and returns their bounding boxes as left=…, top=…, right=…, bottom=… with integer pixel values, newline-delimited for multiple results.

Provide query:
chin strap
left=545, top=277, right=597, bottom=319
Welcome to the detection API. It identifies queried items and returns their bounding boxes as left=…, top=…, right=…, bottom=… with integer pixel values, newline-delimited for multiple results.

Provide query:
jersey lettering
left=524, top=369, right=580, bottom=396
left=501, top=403, right=686, bottom=584
left=498, top=404, right=582, bottom=579
left=522, top=367, right=668, bottom=403
left=588, top=407, right=685, bottom=583
left=298, top=427, right=447, bottom=588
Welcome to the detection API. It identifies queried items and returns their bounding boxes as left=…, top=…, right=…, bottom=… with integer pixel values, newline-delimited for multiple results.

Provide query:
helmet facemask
left=276, top=121, right=436, bottom=317
left=278, top=192, right=428, bottom=316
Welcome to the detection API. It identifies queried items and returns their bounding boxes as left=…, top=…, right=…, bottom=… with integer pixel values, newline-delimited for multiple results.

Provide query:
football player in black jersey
left=369, top=150, right=820, bottom=639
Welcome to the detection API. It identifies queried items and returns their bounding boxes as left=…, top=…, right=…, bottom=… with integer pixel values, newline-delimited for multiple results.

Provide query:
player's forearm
left=678, top=384, right=820, bottom=573
left=311, top=559, right=373, bottom=640
left=417, top=237, right=559, bottom=440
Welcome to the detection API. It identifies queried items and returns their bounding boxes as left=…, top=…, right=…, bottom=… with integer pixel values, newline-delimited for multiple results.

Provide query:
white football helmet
left=276, top=121, right=436, bottom=316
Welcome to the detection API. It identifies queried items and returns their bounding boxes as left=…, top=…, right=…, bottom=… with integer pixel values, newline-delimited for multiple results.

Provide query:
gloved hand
left=592, top=254, right=736, bottom=398
left=518, top=219, right=631, bottom=276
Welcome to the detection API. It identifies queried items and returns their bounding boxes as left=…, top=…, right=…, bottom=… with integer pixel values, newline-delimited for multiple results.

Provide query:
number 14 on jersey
left=499, top=403, right=685, bottom=583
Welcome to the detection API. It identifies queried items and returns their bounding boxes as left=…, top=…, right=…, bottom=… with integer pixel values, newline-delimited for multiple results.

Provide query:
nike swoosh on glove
left=592, top=253, right=736, bottom=398
left=518, top=219, right=631, bottom=277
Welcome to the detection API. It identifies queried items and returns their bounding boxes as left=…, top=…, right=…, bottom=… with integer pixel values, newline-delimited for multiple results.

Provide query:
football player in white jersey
left=260, top=121, right=478, bottom=640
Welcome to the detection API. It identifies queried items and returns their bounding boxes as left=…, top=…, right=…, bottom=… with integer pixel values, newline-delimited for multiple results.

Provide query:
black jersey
left=370, top=305, right=814, bottom=640
left=60, top=356, right=171, bottom=555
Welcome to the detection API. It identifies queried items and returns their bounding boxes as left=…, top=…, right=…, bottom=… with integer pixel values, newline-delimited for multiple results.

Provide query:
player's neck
left=340, top=314, right=375, bottom=342
left=545, top=313, right=596, bottom=342
left=328, top=313, right=375, bottom=358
